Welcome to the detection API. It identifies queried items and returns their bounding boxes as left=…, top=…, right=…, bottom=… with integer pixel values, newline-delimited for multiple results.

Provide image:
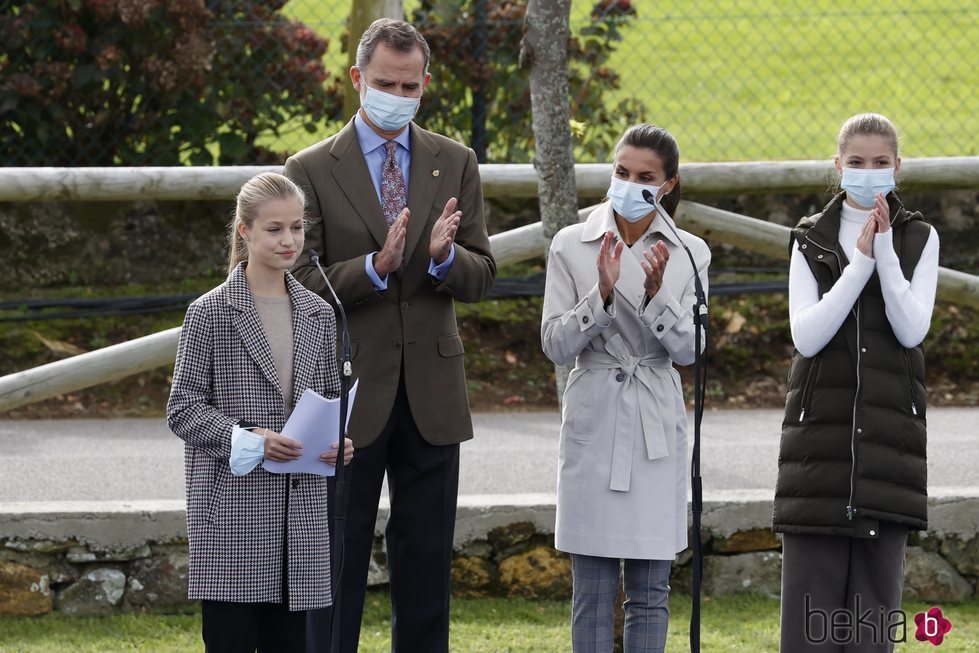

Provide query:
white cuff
left=848, top=249, right=876, bottom=274
left=872, top=229, right=898, bottom=265
left=230, top=425, right=266, bottom=476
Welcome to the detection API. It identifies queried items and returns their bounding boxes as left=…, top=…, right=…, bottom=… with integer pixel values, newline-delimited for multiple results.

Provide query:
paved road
left=1, top=408, right=977, bottom=503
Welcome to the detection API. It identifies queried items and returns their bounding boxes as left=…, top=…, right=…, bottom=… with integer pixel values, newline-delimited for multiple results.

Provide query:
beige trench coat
left=541, top=202, right=711, bottom=560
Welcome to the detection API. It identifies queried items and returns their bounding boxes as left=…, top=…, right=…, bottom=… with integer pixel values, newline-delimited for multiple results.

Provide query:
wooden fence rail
left=1, top=157, right=978, bottom=202
left=2, top=199, right=976, bottom=413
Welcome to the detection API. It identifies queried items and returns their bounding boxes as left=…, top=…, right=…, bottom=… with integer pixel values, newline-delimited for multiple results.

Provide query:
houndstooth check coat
left=167, top=263, right=340, bottom=611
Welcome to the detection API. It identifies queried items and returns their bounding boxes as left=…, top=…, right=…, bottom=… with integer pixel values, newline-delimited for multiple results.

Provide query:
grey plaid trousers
left=571, top=554, right=672, bottom=653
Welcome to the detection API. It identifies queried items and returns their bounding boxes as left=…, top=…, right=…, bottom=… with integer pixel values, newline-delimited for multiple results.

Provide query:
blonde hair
left=227, top=172, right=306, bottom=273
left=837, top=113, right=899, bottom=157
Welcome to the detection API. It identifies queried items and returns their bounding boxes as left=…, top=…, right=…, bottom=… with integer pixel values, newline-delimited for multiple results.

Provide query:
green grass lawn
left=275, top=0, right=978, bottom=162
left=1, top=594, right=977, bottom=652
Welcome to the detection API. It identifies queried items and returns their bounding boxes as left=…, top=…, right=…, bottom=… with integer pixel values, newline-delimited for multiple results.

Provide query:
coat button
left=395, top=341, right=402, bottom=348
left=615, top=372, right=626, bottom=382
left=582, top=315, right=589, bottom=324
left=869, top=529, right=876, bottom=536
left=656, top=325, right=665, bottom=332
left=817, top=254, right=824, bottom=259
left=401, top=301, right=408, bottom=310
left=857, top=428, right=863, bottom=434
left=291, top=478, right=300, bottom=489
left=801, top=244, right=808, bottom=250
left=861, top=347, right=867, bottom=353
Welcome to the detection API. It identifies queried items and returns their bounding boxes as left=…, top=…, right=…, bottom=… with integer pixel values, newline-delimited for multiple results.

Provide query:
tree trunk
left=343, top=0, right=405, bottom=120
left=521, top=0, right=577, bottom=242
left=521, top=0, right=579, bottom=405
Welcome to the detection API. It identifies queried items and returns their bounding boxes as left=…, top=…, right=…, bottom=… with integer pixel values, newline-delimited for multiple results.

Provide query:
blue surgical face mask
left=360, top=84, right=420, bottom=132
left=840, top=167, right=895, bottom=208
left=607, top=176, right=660, bottom=222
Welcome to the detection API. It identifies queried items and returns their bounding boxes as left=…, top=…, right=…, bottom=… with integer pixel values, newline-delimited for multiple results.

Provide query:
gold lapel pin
left=432, top=169, right=440, bottom=177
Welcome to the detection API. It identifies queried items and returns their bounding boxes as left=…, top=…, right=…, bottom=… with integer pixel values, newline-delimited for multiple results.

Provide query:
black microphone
left=640, top=189, right=708, bottom=318
left=641, top=188, right=708, bottom=653
left=308, top=250, right=352, bottom=376
left=307, top=249, right=353, bottom=653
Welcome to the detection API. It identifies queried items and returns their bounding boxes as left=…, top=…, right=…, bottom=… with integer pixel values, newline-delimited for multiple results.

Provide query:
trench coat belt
left=576, top=335, right=675, bottom=493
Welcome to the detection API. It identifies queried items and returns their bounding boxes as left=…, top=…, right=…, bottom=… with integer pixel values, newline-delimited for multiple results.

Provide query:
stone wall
left=1, top=492, right=977, bottom=616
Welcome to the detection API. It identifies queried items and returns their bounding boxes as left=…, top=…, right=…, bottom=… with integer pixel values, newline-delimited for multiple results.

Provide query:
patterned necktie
left=380, top=140, right=406, bottom=227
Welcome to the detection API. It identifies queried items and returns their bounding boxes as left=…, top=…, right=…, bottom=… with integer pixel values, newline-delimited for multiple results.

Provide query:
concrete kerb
left=0, top=501, right=187, bottom=551
left=3, top=491, right=979, bottom=551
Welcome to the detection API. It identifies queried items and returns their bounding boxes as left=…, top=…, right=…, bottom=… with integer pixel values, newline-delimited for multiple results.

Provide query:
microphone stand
left=642, top=191, right=709, bottom=653
left=309, top=250, right=352, bottom=653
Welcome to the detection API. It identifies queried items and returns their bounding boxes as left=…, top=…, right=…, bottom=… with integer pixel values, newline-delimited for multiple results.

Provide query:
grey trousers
left=570, top=554, right=672, bottom=653
left=780, top=521, right=909, bottom=652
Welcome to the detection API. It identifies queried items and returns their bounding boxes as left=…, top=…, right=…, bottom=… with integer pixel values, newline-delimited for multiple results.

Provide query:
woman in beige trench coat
left=541, top=124, right=710, bottom=653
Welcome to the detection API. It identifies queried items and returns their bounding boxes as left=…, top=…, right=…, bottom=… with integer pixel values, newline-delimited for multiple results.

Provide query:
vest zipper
left=846, top=299, right=862, bottom=521
left=799, top=358, right=820, bottom=422
left=806, top=236, right=859, bottom=521
left=904, top=350, right=918, bottom=415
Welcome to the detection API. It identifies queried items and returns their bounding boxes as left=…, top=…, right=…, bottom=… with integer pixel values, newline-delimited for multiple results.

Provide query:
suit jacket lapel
left=286, top=273, right=324, bottom=408
left=330, top=120, right=390, bottom=249
left=227, top=266, right=282, bottom=395
left=403, top=124, right=443, bottom=269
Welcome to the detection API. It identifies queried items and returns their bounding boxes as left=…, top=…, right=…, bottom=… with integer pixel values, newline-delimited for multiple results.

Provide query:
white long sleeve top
left=789, top=202, right=939, bottom=358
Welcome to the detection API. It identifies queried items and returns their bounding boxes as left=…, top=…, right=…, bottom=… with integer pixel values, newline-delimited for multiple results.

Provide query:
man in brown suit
left=285, top=18, right=496, bottom=653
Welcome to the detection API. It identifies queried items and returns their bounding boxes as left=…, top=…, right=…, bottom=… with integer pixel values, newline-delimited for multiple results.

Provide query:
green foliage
left=410, top=0, right=644, bottom=162
left=455, top=296, right=541, bottom=322
left=0, top=0, right=343, bottom=165
left=927, top=304, right=979, bottom=380
left=0, top=278, right=218, bottom=376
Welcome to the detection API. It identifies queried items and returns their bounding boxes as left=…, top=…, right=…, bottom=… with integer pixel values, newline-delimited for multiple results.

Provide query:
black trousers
left=202, top=600, right=306, bottom=653
left=780, top=521, right=909, bottom=652
left=308, top=374, right=460, bottom=653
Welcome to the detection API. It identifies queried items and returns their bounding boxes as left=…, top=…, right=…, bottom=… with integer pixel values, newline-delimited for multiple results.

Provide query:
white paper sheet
left=262, top=380, right=358, bottom=477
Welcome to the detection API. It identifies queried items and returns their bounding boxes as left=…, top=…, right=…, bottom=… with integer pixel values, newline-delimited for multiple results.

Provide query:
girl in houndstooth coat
left=167, top=172, right=353, bottom=652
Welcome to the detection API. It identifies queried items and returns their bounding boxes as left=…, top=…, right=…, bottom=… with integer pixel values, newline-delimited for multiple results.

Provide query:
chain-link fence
left=2, top=1, right=976, bottom=166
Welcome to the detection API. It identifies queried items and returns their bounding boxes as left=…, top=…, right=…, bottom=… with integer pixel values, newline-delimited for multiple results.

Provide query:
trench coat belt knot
left=575, top=334, right=676, bottom=493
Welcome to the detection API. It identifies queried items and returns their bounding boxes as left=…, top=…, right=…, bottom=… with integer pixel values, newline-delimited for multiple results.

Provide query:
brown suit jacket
left=285, top=120, right=496, bottom=447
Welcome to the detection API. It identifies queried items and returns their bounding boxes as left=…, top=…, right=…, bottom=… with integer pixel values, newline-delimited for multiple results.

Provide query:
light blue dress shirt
left=354, top=113, right=455, bottom=290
